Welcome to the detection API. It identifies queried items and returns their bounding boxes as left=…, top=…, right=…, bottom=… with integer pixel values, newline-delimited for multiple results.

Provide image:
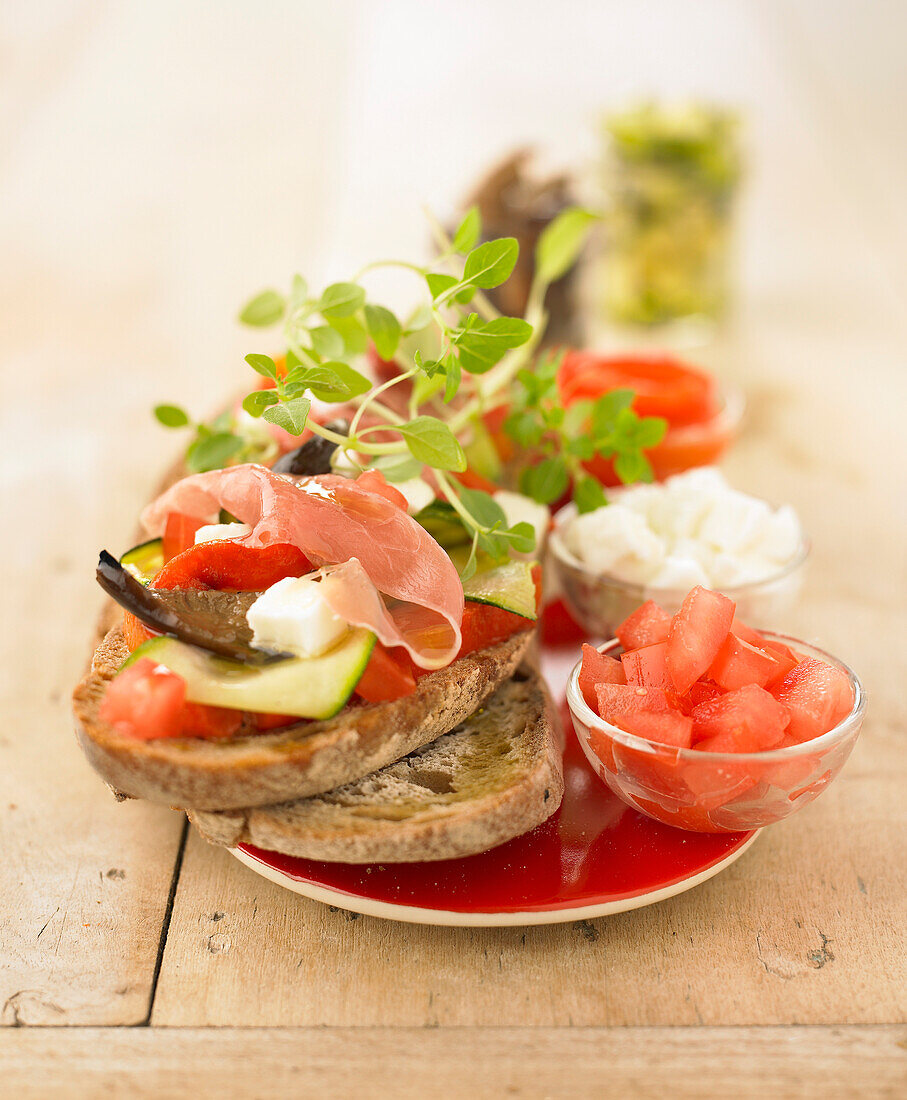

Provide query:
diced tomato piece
left=685, top=680, right=723, bottom=709
left=761, top=641, right=800, bottom=688
left=579, top=643, right=625, bottom=708
left=621, top=641, right=672, bottom=691
left=100, top=658, right=246, bottom=741
left=708, top=632, right=780, bottom=691
left=355, top=469, right=409, bottom=510
left=772, top=658, right=854, bottom=742
left=613, top=708, right=694, bottom=749
left=122, top=610, right=155, bottom=652
left=730, top=616, right=766, bottom=647
left=162, top=512, right=205, bottom=562
left=151, top=541, right=312, bottom=591
left=595, top=683, right=673, bottom=721
left=666, top=586, right=735, bottom=694
left=691, top=684, right=789, bottom=751
left=180, top=702, right=243, bottom=740
left=355, top=643, right=418, bottom=703
left=457, top=569, right=541, bottom=659
left=616, top=600, right=671, bottom=651
left=540, top=597, right=587, bottom=647
left=680, top=757, right=760, bottom=809
left=452, top=467, right=501, bottom=494
left=99, top=659, right=188, bottom=741
left=251, top=712, right=300, bottom=732
left=695, top=727, right=766, bottom=754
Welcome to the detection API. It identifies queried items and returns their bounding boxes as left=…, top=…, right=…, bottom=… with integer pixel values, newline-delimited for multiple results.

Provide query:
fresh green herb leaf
left=535, top=207, right=598, bottom=283
left=326, top=314, right=369, bottom=354
left=244, top=353, right=279, bottom=380
left=503, top=409, right=545, bottom=447
left=289, top=274, right=308, bottom=308
left=443, top=354, right=462, bottom=404
left=153, top=404, right=190, bottom=428
left=504, top=521, right=536, bottom=554
left=404, top=303, right=433, bottom=333
left=574, top=475, right=608, bottom=514
left=309, top=361, right=371, bottom=403
left=411, top=371, right=445, bottom=407
left=320, top=282, right=365, bottom=318
left=426, top=272, right=458, bottom=301
left=520, top=456, right=569, bottom=504
left=186, top=432, right=244, bottom=472
left=462, top=237, right=519, bottom=289
left=241, top=390, right=279, bottom=418
left=614, top=450, right=654, bottom=485
left=263, top=396, right=311, bottom=436
left=309, top=325, right=345, bottom=359
left=239, top=289, right=286, bottom=327
left=399, top=416, right=467, bottom=471
left=591, top=389, right=635, bottom=435
left=452, top=206, right=481, bottom=254
left=457, top=486, right=507, bottom=530
left=364, top=303, right=402, bottom=360
left=453, top=315, right=533, bottom=374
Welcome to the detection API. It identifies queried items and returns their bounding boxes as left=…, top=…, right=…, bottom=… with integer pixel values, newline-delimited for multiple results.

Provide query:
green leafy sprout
left=154, top=206, right=666, bottom=579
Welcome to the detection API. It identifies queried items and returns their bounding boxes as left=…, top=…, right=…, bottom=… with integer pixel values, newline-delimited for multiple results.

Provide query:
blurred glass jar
left=600, top=102, right=742, bottom=329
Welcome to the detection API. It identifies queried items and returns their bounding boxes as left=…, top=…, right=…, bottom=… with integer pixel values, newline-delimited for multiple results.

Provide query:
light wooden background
left=2, top=1, right=905, bottom=1096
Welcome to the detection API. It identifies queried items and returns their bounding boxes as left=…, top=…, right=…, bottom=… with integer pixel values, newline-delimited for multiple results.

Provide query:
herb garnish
left=154, top=207, right=666, bottom=578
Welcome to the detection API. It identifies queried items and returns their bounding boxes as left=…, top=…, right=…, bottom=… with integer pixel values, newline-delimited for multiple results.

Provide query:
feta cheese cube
left=648, top=555, right=710, bottom=590
left=565, top=505, right=665, bottom=583
left=246, top=575, right=349, bottom=657
left=194, top=522, right=253, bottom=544
left=393, top=476, right=436, bottom=516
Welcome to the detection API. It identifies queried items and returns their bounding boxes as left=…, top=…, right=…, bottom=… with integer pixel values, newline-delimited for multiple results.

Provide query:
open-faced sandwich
left=73, top=210, right=671, bottom=863
left=73, top=455, right=563, bottom=860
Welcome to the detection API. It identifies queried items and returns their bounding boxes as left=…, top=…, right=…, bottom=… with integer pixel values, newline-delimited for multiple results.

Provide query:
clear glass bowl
left=565, top=633, right=865, bottom=833
left=549, top=500, right=809, bottom=638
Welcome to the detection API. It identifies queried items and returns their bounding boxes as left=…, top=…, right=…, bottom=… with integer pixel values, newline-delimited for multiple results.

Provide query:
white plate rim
left=228, top=829, right=761, bottom=927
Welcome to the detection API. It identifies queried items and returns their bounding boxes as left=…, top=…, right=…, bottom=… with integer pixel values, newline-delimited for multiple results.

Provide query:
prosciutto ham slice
left=140, top=464, right=463, bottom=669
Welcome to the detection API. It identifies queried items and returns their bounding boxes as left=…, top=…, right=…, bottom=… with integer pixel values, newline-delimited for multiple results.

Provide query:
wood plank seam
left=140, top=817, right=189, bottom=1027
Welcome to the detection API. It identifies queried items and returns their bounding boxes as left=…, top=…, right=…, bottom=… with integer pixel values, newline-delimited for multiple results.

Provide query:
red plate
left=231, top=620, right=758, bottom=925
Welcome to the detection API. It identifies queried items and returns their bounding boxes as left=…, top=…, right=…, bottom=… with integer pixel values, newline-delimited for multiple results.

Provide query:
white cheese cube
left=194, top=522, right=252, bottom=544
left=393, top=476, right=436, bottom=516
left=747, top=505, right=803, bottom=564
left=565, top=505, right=665, bottom=583
left=493, top=490, right=551, bottom=555
left=246, top=575, right=349, bottom=657
left=648, top=555, right=710, bottom=590
left=698, top=491, right=773, bottom=554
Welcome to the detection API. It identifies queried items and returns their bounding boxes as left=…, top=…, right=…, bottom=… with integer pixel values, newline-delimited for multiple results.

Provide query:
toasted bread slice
left=73, top=625, right=534, bottom=811
left=189, top=667, right=563, bottom=862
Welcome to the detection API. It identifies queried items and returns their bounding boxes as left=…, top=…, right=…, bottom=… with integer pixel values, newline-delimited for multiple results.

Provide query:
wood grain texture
left=2, top=1026, right=905, bottom=1099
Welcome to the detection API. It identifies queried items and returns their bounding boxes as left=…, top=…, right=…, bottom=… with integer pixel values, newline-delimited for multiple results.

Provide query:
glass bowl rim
left=565, top=630, right=865, bottom=763
left=549, top=497, right=811, bottom=599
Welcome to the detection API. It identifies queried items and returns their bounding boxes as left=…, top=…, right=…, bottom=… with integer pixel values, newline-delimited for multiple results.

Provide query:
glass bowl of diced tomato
left=556, top=350, right=744, bottom=484
left=564, top=591, right=865, bottom=833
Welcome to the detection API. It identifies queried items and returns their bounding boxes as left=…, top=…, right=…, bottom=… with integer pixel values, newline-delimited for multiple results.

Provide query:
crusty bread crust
left=188, top=669, right=563, bottom=862
left=73, top=626, right=534, bottom=811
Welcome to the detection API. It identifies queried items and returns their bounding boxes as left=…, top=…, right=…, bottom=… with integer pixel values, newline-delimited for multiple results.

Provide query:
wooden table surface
left=3, top=2, right=906, bottom=1096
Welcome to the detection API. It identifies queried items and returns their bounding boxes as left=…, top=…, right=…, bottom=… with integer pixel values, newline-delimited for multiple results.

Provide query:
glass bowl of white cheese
left=549, top=468, right=809, bottom=637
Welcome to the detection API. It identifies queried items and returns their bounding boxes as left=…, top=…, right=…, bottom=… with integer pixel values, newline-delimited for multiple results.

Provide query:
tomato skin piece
left=595, top=683, right=673, bottom=721
left=772, top=658, right=853, bottom=742
left=666, top=586, right=736, bottom=695
left=251, top=712, right=299, bottom=732
left=162, top=513, right=205, bottom=562
left=579, top=644, right=625, bottom=708
left=99, top=659, right=188, bottom=741
left=621, top=642, right=673, bottom=692
left=355, top=643, right=418, bottom=703
left=616, top=600, right=671, bottom=651
left=123, top=610, right=155, bottom=652
left=355, top=470, right=409, bottom=511
left=690, top=684, right=789, bottom=750
left=151, top=540, right=312, bottom=591
left=708, top=632, right=780, bottom=691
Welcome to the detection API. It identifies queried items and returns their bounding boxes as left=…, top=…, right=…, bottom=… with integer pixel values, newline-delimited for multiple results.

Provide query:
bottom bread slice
left=189, top=668, right=564, bottom=863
